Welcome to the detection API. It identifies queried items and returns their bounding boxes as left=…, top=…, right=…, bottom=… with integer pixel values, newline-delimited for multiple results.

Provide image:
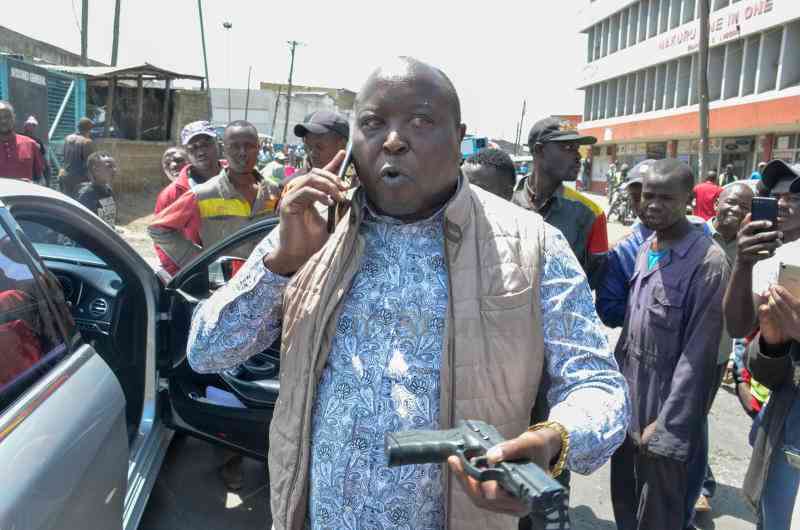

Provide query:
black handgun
left=385, top=419, right=568, bottom=518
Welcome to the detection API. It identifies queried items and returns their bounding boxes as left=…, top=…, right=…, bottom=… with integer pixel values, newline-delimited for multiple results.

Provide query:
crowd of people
left=1, top=55, right=799, bottom=530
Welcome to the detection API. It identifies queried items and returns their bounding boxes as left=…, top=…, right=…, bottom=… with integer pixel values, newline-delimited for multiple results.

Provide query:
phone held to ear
left=327, top=142, right=355, bottom=234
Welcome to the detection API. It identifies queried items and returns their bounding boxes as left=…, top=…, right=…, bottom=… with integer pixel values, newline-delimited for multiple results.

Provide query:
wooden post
left=105, top=78, right=116, bottom=137
left=111, top=0, right=121, bottom=66
left=136, top=75, right=144, bottom=140
left=162, top=78, right=172, bottom=141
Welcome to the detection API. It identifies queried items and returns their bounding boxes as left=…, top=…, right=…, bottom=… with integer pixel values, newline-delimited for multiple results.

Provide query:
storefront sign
left=659, top=0, right=775, bottom=52
left=581, top=0, right=797, bottom=88
left=722, top=137, right=754, bottom=153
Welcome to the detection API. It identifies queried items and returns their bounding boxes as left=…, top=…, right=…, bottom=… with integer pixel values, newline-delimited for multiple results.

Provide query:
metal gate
left=46, top=70, right=87, bottom=169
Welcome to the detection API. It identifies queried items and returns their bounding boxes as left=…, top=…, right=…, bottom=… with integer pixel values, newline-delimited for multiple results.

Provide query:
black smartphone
left=751, top=196, right=779, bottom=224
left=327, top=141, right=354, bottom=234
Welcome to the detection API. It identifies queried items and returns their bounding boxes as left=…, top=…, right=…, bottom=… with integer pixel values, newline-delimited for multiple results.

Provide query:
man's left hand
left=447, top=428, right=562, bottom=517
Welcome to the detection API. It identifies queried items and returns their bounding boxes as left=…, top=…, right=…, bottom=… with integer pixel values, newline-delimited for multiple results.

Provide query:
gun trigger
left=461, top=455, right=508, bottom=483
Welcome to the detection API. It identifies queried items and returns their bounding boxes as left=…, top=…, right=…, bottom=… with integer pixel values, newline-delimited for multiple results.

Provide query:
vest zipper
left=442, top=219, right=457, bottom=529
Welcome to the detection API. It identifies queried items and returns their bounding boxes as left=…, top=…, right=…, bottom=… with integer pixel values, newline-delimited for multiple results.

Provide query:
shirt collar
left=216, top=167, right=263, bottom=200
left=655, top=224, right=704, bottom=259
left=524, top=177, right=563, bottom=215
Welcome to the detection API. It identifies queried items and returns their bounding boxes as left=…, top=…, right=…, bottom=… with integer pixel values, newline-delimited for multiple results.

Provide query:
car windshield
left=18, top=220, right=107, bottom=267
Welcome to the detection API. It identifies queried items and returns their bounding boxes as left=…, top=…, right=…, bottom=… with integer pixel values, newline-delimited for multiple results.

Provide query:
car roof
left=0, top=178, right=87, bottom=210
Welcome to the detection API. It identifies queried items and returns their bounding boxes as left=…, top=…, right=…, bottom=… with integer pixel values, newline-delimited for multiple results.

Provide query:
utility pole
left=197, top=0, right=213, bottom=119
left=282, top=40, right=302, bottom=144
left=223, top=22, right=233, bottom=123
left=80, top=0, right=89, bottom=65
left=514, top=100, right=527, bottom=155
left=697, top=0, right=710, bottom=184
left=270, top=87, right=282, bottom=138
left=110, top=0, right=121, bottom=66
left=244, top=66, right=252, bottom=120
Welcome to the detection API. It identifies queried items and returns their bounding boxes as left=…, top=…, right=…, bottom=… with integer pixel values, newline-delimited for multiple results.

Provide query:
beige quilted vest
left=268, top=181, right=547, bottom=530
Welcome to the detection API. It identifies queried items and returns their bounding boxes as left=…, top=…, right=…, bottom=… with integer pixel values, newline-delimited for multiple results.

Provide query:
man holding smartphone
left=185, top=57, right=629, bottom=530
left=723, top=159, right=800, bottom=529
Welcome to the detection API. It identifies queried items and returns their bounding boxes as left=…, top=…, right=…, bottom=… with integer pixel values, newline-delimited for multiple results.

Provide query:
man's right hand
left=263, top=151, right=348, bottom=276
left=735, top=214, right=783, bottom=266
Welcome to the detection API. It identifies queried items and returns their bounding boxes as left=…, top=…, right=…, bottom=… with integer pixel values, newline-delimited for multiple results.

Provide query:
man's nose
left=383, top=130, right=409, bottom=155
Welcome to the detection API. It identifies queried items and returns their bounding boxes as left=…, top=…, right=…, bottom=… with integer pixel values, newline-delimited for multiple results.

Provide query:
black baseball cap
left=294, top=110, right=349, bottom=139
left=528, top=117, right=597, bottom=147
left=761, top=159, right=800, bottom=194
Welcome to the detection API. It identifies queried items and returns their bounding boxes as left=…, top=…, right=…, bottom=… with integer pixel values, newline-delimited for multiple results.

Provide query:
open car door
left=159, top=216, right=280, bottom=461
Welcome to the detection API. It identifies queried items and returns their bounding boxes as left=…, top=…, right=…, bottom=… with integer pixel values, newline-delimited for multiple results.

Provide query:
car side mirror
left=208, top=256, right=247, bottom=288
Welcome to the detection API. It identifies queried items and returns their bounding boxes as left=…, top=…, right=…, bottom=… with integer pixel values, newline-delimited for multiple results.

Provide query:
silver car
left=0, top=179, right=280, bottom=530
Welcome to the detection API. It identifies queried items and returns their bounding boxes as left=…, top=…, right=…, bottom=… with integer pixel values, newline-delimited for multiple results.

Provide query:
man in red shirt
left=0, top=101, right=44, bottom=182
left=693, top=169, right=722, bottom=220
left=152, top=121, right=223, bottom=275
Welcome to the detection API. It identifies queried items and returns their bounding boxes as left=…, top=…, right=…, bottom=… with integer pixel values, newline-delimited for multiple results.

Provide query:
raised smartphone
left=751, top=196, right=779, bottom=224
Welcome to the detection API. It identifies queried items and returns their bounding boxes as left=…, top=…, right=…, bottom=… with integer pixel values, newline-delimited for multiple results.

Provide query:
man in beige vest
left=186, top=57, right=629, bottom=530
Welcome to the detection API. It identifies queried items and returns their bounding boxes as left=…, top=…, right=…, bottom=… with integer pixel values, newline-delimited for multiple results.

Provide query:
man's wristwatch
left=527, top=421, right=570, bottom=478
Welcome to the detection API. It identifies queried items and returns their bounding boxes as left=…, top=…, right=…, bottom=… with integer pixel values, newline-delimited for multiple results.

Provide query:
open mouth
left=379, top=165, right=410, bottom=185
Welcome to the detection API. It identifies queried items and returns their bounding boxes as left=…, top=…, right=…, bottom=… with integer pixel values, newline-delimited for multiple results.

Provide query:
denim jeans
left=760, top=397, right=800, bottom=530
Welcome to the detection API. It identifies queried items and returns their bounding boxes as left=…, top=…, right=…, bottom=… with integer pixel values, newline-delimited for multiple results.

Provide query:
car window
left=0, top=223, right=70, bottom=411
left=18, top=219, right=106, bottom=266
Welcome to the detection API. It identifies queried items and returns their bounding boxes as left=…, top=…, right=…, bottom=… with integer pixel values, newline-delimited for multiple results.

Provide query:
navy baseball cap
left=528, top=117, right=597, bottom=147
left=761, top=159, right=800, bottom=194
left=294, top=110, right=349, bottom=139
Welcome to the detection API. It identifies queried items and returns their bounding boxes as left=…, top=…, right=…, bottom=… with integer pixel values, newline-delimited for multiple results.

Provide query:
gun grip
left=461, top=454, right=507, bottom=483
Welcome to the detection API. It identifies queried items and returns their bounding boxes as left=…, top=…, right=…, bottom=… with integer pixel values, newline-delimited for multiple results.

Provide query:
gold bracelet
left=527, top=421, right=570, bottom=478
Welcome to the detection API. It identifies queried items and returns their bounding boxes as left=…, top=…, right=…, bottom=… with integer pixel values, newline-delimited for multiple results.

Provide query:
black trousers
left=610, top=436, right=689, bottom=530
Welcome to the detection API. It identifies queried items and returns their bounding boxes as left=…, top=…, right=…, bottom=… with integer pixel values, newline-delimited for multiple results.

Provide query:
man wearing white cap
left=20, top=115, right=50, bottom=187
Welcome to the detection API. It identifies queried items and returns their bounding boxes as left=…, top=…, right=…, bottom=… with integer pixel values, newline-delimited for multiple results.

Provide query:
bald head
left=716, top=181, right=754, bottom=239
left=356, top=57, right=461, bottom=127
left=720, top=181, right=754, bottom=202
left=0, top=100, right=15, bottom=114
left=0, top=100, right=15, bottom=136
left=350, top=57, right=466, bottom=222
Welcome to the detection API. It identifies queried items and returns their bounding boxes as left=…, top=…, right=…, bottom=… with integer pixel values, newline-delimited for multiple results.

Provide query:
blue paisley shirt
left=187, top=204, right=629, bottom=530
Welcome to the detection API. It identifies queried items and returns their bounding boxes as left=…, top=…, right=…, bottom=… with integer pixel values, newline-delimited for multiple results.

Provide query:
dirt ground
left=116, top=186, right=161, bottom=267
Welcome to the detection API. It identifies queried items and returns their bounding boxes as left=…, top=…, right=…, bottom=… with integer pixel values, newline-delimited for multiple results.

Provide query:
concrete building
left=577, top=0, right=800, bottom=192
left=212, top=84, right=355, bottom=144
left=0, top=25, right=104, bottom=67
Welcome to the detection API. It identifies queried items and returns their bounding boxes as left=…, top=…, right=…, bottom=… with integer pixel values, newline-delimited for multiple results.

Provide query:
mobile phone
left=751, top=196, right=779, bottom=224
left=327, top=141, right=354, bottom=234
left=778, top=262, right=800, bottom=300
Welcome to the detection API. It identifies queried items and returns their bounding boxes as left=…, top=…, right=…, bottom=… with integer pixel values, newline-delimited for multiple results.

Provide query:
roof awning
left=39, top=62, right=204, bottom=81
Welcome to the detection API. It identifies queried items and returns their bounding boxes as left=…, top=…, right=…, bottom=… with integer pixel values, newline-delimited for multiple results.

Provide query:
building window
left=629, top=4, right=640, bottom=46
left=682, top=0, right=696, bottom=24
left=758, top=27, right=783, bottom=94
left=649, top=0, right=660, bottom=37
left=669, top=0, right=682, bottom=29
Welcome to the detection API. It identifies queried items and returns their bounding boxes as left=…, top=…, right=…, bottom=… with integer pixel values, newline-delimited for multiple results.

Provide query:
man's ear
left=458, top=123, right=467, bottom=143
